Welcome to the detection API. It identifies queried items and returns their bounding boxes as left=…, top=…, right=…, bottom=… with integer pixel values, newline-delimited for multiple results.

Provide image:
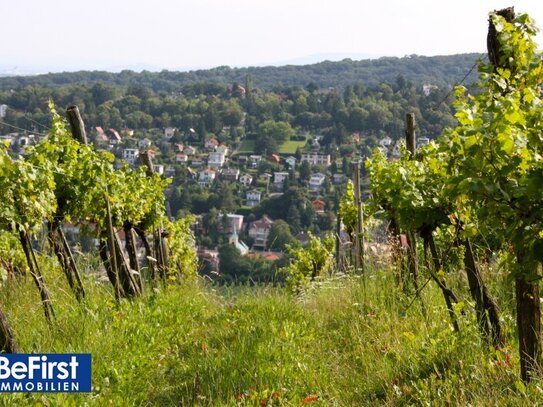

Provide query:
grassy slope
left=0, top=258, right=542, bottom=406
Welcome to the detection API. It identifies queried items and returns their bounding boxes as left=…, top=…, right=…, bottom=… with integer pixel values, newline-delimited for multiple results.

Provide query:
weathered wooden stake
left=351, top=161, right=365, bottom=275
left=66, top=105, right=87, bottom=144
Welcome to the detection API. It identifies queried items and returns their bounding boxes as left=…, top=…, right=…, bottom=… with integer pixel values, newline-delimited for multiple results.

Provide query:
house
left=186, top=167, right=197, bottom=180
left=176, top=154, right=188, bottom=163
left=221, top=168, right=240, bottom=182
left=191, top=156, right=205, bottom=167
left=285, top=156, right=296, bottom=169
left=249, top=155, right=262, bottom=168
left=379, top=136, right=393, bottom=148
left=246, top=189, right=262, bottom=207
left=269, top=154, right=280, bottom=164
left=208, top=151, right=226, bottom=169
left=122, top=148, right=140, bottom=164
left=17, top=134, right=34, bottom=147
left=273, top=172, right=289, bottom=185
left=418, top=137, right=430, bottom=147
left=172, top=143, right=184, bottom=153
left=237, top=155, right=248, bottom=165
left=138, top=138, right=152, bottom=149
left=300, top=153, right=331, bottom=166
left=205, top=137, right=220, bottom=151
left=152, top=164, right=165, bottom=175
left=121, top=128, right=134, bottom=137
left=239, top=173, right=253, bottom=187
left=185, top=146, right=197, bottom=155
left=332, top=173, right=346, bottom=184
left=94, top=127, right=108, bottom=143
left=0, top=104, right=7, bottom=118
left=422, top=84, right=438, bottom=96
left=248, top=215, right=274, bottom=249
left=105, top=128, right=121, bottom=144
left=164, top=127, right=176, bottom=138
left=312, top=199, right=326, bottom=213
left=309, top=173, right=326, bottom=191
left=198, top=168, right=216, bottom=187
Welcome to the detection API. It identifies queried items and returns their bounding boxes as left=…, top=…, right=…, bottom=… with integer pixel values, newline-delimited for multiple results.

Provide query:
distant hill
left=0, top=53, right=483, bottom=92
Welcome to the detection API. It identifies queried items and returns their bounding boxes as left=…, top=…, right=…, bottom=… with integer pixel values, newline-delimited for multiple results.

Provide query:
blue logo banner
left=0, top=354, right=91, bottom=392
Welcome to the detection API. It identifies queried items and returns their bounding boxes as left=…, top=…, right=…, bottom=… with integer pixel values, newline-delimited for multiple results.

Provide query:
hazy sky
left=1, top=0, right=542, bottom=72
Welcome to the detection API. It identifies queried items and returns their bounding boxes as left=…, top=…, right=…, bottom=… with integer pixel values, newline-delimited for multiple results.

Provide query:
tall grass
left=0, top=257, right=542, bottom=405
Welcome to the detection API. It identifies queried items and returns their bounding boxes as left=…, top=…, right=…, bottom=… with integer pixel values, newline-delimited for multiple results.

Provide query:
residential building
left=105, top=128, right=121, bottom=144
left=138, top=138, right=152, bottom=149
left=198, top=168, right=216, bottom=187
left=312, top=199, right=326, bottom=213
left=273, top=172, right=289, bottom=184
left=122, top=148, right=139, bottom=164
left=285, top=156, right=296, bottom=169
left=418, top=137, right=430, bottom=146
left=164, top=127, right=176, bottom=138
left=205, top=137, right=220, bottom=151
left=152, top=164, right=165, bottom=175
left=208, top=151, right=226, bottom=168
left=300, top=153, right=331, bottom=166
left=94, top=127, right=108, bottom=143
left=221, top=168, right=240, bottom=182
left=332, top=173, right=346, bottom=184
left=185, top=146, right=197, bottom=155
left=248, top=215, right=274, bottom=249
left=246, top=189, right=262, bottom=207
left=309, top=173, right=326, bottom=191
left=176, top=154, right=188, bottom=163
left=249, top=155, right=262, bottom=168
left=0, top=104, right=7, bottom=118
left=239, top=173, right=253, bottom=187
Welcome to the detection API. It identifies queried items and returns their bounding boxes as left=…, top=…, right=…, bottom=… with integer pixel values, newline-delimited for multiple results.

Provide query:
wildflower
left=302, top=395, right=319, bottom=403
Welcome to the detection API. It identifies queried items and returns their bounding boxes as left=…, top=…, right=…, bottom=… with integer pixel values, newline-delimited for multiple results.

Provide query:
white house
left=0, top=104, right=7, bottom=118
left=300, top=153, right=331, bottom=166
left=239, top=173, right=253, bottom=187
left=285, top=156, right=296, bottom=169
left=246, top=189, right=262, bottom=207
left=418, top=137, right=430, bottom=147
left=122, top=148, right=139, bottom=164
left=332, top=173, right=346, bottom=184
left=309, top=173, right=326, bottom=191
left=205, top=138, right=220, bottom=151
left=273, top=172, right=289, bottom=184
left=198, top=168, right=216, bottom=187
left=185, top=146, right=197, bottom=155
left=248, top=215, right=274, bottom=249
left=138, top=138, right=152, bottom=149
left=176, top=154, right=188, bottom=163
left=208, top=151, right=226, bottom=168
left=152, top=164, right=165, bottom=175
left=249, top=155, right=262, bottom=168
left=164, top=127, right=176, bottom=138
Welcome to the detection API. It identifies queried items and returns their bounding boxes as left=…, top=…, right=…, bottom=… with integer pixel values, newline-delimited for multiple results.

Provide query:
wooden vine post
left=140, top=150, right=168, bottom=283
left=405, top=114, right=420, bottom=290
left=351, top=161, right=365, bottom=275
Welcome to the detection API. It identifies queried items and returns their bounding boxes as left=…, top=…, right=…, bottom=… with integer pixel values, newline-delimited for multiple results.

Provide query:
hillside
left=0, top=53, right=482, bottom=91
